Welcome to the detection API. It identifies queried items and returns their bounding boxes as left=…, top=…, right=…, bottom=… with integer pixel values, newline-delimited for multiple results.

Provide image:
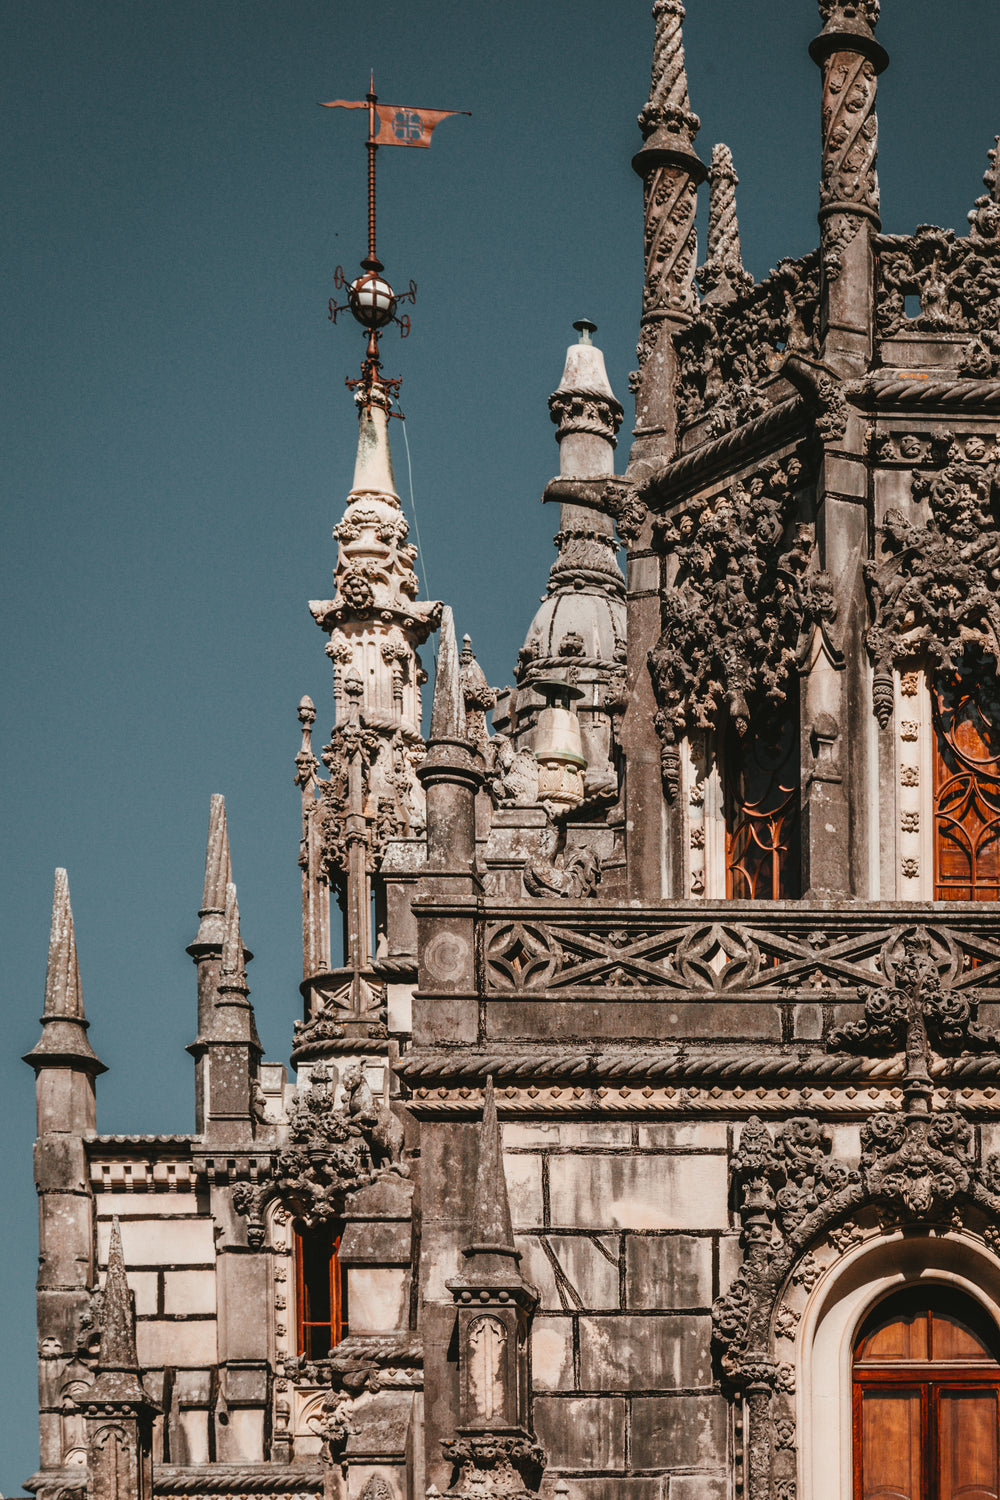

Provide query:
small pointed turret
left=467, top=1077, right=517, bottom=1266
left=698, top=144, right=753, bottom=305
left=85, top=1218, right=157, bottom=1500
left=444, top=1079, right=541, bottom=1470
left=192, top=792, right=231, bottom=950
left=24, top=868, right=105, bottom=1080
left=202, top=882, right=262, bottom=1145
left=430, top=606, right=468, bottom=744
left=92, top=1219, right=146, bottom=1404
left=187, top=796, right=247, bottom=1133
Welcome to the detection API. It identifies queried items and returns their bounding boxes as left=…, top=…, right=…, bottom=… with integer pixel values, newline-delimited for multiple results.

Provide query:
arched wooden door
left=853, top=1287, right=1000, bottom=1500
left=933, top=659, right=1000, bottom=901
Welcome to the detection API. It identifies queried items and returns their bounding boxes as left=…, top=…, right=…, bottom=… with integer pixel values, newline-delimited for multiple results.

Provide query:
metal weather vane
left=320, top=76, right=469, bottom=404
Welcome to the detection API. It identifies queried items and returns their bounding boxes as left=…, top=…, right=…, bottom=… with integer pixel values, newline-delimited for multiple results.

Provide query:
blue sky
left=3, top=1, right=999, bottom=1488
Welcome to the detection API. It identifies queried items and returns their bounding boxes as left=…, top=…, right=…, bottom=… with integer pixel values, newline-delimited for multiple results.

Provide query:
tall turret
left=24, top=870, right=105, bottom=1478
left=295, top=369, right=441, bottom=1093
left=494, top=322, right=626, bottom=808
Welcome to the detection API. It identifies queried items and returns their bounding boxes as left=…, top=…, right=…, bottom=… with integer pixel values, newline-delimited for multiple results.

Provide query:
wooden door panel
left=936, top=1388, right=999, bottom=1500
left=859, top=1388, right=923, bottom=1500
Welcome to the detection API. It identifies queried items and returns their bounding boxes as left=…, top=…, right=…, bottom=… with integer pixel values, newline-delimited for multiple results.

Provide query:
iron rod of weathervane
left=366, top=79, right=378, bottom=264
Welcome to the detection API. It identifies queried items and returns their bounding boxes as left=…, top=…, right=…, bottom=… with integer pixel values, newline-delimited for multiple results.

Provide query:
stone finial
left=698, top=144, right=754, bottom=305
left=638, top=0, right=700, bottom=142
left=23, top=869, right=105, bottom=1074
left=219, top=882, right=249, bottom=1000
left=467, top=1077, right=517, bottom=1259
left=92, top=1218, right=147, bottom=1404
left=44, top=867, right=83, bottom=1019
left=548, top=322, right=625, bottom=456
left=429, top=606, right=468, bottom=744
left=191, top=794, right=232, bottom=949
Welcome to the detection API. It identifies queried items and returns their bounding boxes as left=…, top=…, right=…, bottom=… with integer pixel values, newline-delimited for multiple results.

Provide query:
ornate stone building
left=25, top=4, right=1000, bottom=1499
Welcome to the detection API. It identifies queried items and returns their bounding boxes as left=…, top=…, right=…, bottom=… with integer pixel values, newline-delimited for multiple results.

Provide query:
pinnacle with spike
left=429, top=606, right=469, bottom=745
left=698, top=144, right=754, bottom=305
left=24, top=869, right=105, bottom=1074
left=189, top=793, right=232, bottom=951
left=638, top=0, right=700, bottom=143
left=90, top=1217, right=155, bottom=1408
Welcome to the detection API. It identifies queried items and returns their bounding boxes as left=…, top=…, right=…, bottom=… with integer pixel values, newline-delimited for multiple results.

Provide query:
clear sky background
left=3, top=0, right=999, bottom=1488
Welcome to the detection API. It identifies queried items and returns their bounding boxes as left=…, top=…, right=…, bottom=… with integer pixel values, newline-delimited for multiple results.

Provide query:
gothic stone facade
left=26, top=5, right=1000, bottom=1500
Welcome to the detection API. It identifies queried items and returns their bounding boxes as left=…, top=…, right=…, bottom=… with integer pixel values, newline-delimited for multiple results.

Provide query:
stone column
left=624, top=0, right=706, bottom=900
left=804, top=0, right=889, bottom=896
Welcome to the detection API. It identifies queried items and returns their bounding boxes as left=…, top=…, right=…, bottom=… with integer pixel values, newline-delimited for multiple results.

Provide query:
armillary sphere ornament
left=320, top=75, right=469, bottom=407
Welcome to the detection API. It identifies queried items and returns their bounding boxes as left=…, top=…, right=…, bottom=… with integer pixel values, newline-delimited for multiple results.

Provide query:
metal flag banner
left=319, top=96, right=469, bottom=149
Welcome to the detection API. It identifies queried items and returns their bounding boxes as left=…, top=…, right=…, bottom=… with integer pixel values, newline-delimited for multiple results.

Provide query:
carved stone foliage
left=673, top=253, right=820, bottom=435
left=283, top=1332, right=422, bottom=1396
left=865, top=437, right=1000, bottom=722
left=647, top=452, right=833, bottom=797
left=441, top=1433, right=545, bottom=1500
left=713, top=1110, right=1000, bottom=1392
left=876, top=226, right=1000, bottom=353
left=316, top=723, right=425, bottom=877
left=830, top=928, right=1000, bottom=1057
left=601, top=477, right=648, bottom=545
left=232, top=1065, right=407, bottom=1244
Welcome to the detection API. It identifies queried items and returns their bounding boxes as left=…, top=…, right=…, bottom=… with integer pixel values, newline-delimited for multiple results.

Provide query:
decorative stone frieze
left=876, top=224, right=1000, bottom=343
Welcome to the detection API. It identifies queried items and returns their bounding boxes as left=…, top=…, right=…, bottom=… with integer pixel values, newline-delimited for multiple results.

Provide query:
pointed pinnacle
left=44, top=868, right=83, bottom=1019
left=219, top=882, right=249, bottom=995
left=91, top=1217, right=153, bottom=1408
left=469, top=1076, right=515, bottom=1253
left=639, top=0, right=700, bottom=142
left=429, top=606, right=467, bottom=743
left=24, top=869, right=105, bottom=1074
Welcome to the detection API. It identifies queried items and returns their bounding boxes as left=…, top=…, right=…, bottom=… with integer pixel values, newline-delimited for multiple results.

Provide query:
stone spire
left=201, top=882, right=262, bottom=1144
left=631, top=0, right=706, bottom=416
left=297, top=373, right=442, bottom=1052
left=494, top=323, right=625, bottom=802
left=187, top=796, right=248, bottom=1134
left=430, top=605, right=467, bottom=744
left=24, top=868, right=104, bottom=1077
left=85, top=1218, right=157, bottom=1500
left=698, top=144, right=753, bottom=305
left=92, top=1219, right=146, bottom=1404
left=192, top=792, right=231, bottom=949
left=466, top=1077, right=517, bottom=1268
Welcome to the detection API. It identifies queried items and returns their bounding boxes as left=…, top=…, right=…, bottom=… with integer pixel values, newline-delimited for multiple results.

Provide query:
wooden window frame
left=932, top=657, right=1000, bottom=902
left=294, top=1221, right=347, bottom=1358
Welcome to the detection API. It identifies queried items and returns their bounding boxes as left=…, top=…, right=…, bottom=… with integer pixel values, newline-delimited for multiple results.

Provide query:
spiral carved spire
left=638, top=0, right=700, bottom=142
left=698, top=144, right=753, bottom=305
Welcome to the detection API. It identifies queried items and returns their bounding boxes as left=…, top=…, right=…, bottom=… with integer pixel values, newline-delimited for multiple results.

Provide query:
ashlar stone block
left=347, top=1268, right=408, bottom=1333
left=626, top=1235, right=713, bottom=1309
left=163, top=1269, right=216, bottom=1316
left=548, top=1153, right=728, bottom=1231
left=531, top=1316, right=574, bottom=1391
left=631, top=1393, right=728, bottom=1468
left=578, top=1314, right=713, bottom=1391
left=533, top=1395, right=626, bottom=1468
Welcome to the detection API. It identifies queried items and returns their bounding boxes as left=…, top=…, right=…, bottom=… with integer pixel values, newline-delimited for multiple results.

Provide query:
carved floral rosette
left=865, top=437, right=1000, bottom=723
left=647, top=449, right=831, bottom=797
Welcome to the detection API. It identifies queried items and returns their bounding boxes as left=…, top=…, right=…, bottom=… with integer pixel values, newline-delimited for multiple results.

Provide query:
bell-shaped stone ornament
left=532, top=677, right=587, bottom=809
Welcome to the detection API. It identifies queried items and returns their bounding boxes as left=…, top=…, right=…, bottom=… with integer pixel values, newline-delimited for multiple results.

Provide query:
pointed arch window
left=294, top=1221, right=347, bottom=1357
left=933, top=652, right=1000, bottom=901
left=724, top=691, right=801, bottom=900
left=853, top=1286, right=1000, bottom=1500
